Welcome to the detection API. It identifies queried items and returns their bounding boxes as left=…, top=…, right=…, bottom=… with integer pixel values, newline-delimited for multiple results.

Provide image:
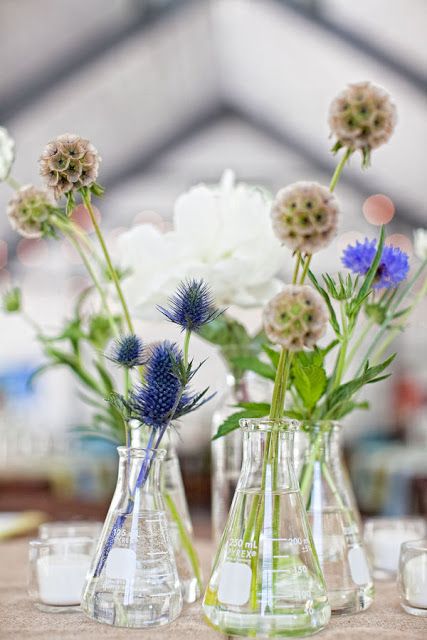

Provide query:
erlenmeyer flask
left=203, top=418, right=331, bottom=638
left=296, top=422, right=374, bottom=614
left=81, top=447, right=182, bottom=628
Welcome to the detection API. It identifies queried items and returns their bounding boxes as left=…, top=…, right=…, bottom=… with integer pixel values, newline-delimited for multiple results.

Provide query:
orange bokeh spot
left=386, top=233, right=413, bottom=255
left=362, top=194, right=395, bottom=225
left=70, top=203, right=101, bottom=232
left=0, top=240, right=8, bottom=269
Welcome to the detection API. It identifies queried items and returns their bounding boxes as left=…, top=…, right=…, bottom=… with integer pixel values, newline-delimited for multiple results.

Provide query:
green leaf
left=212, top=406, right=269, bottom=440
left=44, top=346, right=102, bottom=393
left=308, top=270, right=341, bottom=335
left=94, top=361, right=115, bottom=394
left=262, top=344, right=280, bottom=369
left=353, top=225, right=385, bottom=308
left=230, top=356, right=276, bottom=381
left=323, top=353, right=395, bottom=418
left=331, top=400, right=370, bottom=420
left=235, top=402, right=271, bottom=413
left=292, top=360, right=327, bottom=410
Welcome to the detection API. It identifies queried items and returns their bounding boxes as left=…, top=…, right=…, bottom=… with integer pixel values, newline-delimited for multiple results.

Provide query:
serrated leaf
left=212, top=406, right=268, bottom=440
left=292, top=360, right=327, bottom=410
left=308, top=270, right=341, bottom=335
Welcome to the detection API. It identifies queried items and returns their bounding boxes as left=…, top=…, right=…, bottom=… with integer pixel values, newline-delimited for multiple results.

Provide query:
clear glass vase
left=203, top=418, right=331, bottom=638
left=211, top=372, right=271, bottom=542
left=296, top=422, right=374, bottom=615
left=131, top=427, right=201, bottom=602
left=81, top=447, right=182, bottom=628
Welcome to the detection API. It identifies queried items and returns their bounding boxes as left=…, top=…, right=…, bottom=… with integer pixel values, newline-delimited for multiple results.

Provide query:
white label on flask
left=218, top=561, right=252, bottom=606
left=105, top=548, right=136, bottom=580
left=348, top=546, right=370, bottom=585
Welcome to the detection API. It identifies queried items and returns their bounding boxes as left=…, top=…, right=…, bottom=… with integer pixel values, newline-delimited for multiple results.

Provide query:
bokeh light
left=16, top=239, right=49, bottom=267
left=386, top=233, right=413, bottom=255
left=70, top=203, right=101, bottom=232
left=0, top=239, right=8, bottom=269
left=362, top=194, right=395, bottom=225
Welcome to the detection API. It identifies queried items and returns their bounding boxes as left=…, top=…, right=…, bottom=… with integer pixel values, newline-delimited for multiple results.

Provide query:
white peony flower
left=118, top=170, right=288, bottom=319
left=414, top=229, right=427, bottom=261
left=0, top=126, right=15, bottom=182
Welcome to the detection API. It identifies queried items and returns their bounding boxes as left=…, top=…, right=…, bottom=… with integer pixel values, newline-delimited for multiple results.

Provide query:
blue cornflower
left=157, top=279, right=222, bottom=331
left=341, top=238, right=409, bottom=289
left=129, top=341, right=212, bottom=429
left=107, top=334, right=145, bottom=368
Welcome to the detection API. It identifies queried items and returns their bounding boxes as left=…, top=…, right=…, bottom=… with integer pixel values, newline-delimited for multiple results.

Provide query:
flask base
left=329, top=583, right=374, bottom=615
left=202, top=602, right=331, bottom=638
left=82, top=588, right=182, bottom=628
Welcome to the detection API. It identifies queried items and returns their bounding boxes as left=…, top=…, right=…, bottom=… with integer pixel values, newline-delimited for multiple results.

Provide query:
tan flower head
left=39, top=133, right=100, bottom=199
left=7, top=185, right=58, bottom=238
left=271, top=181, right=339, bottom=254
left=263, top=285, right=328, bottom=351
left=328, top=82, right=396, bottom=164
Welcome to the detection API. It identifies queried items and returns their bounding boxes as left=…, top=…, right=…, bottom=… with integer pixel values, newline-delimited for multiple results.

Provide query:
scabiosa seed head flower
left=329, top=82, right=396, bottom=165
left=0, top=126, right=15, bottom=182
left=157, top=279, right=222, bottom=331
left=7, top=185, right=58, bottom=238
left=342, top=238, right=409, bottom=289
left=263, top=285, right=328, bottom=351
left=107, top=334, right=145, bottom=368
left=271, top=181, right=339, bottom=254
left=39, top=133, right=100, bottom=199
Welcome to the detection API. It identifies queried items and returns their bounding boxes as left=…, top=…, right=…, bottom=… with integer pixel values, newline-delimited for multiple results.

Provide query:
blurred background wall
left=0, top=0, right=426, bottom=530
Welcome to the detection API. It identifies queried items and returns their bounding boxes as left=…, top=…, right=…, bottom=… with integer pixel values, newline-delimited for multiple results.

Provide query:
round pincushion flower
left=263, top=285, right=328, bottom=351
left=271, top=181, right=339, bottom=254
left=7, top=185, right=58, bottom=238
left=329, top=82, right=396, bottom=165
left=39, top=133, right=100, bottom=199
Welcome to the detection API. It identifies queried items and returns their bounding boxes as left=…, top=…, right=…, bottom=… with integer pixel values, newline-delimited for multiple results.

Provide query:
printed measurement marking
left=227, top=538, right=259, bottom=560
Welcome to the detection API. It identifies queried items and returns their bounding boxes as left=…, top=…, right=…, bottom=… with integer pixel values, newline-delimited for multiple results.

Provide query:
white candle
left=373, top=529, right=421, bottom=572
left=404, top=555, right=427, bottom=609
left=37, top=553, right=91, bottom=606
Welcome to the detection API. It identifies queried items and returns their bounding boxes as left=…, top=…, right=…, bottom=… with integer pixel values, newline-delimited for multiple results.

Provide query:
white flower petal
left=0, top=127, right=15, bottom=182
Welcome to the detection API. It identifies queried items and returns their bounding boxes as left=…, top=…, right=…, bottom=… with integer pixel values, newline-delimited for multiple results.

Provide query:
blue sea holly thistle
left=107, top=334, right=145, bottom=368
left=158, top=278, right=222, bottom=332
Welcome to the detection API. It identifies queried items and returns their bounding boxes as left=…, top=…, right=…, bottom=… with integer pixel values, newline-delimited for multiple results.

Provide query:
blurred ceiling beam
left=279, top=0, right=427, bottom=93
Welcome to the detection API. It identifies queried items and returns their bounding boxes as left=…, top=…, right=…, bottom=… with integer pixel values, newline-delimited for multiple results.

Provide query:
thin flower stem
left=293, top=252, right=302, bottom=284
left=329, top=148, right=352, bottom=192
left=299, top=254, right=312, bottom=284
left=82, top=192, right=134, bottom=334
left=345, top=317, right=375, bottom=372
left=5, top=174, right=20, bottom=190
left=183, top=328, right=191, bottom=369
left=58, top=221, right=119, bottom=338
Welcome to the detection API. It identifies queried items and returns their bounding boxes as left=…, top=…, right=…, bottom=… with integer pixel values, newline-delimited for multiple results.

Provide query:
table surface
left=0, top=539, right=426, bottom=640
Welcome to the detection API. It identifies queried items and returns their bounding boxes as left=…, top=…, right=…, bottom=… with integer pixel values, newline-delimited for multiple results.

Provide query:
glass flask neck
left=117, top=446, right=165, bottom=496
left=239, top=419, right=299, bottom=492
left=303, top=422, right=342, bottom=463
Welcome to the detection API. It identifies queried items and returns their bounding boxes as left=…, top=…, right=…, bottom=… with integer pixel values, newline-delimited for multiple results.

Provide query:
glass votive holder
left=28, top=536, right=94, bottom=612
left=364, top=517, right=426, bottom=580
left=38, top=520, right=103, bottom=541
left=398, top=539, right=427, bottom=617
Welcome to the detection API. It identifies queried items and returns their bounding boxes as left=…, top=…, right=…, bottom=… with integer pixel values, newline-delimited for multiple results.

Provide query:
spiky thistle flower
left=107, top=334, right=145, bottom=368
left=263, top=285, right=328, bottom=351
left=0, top=126, right=15, bottom=182
left=7, top=185, right=59, bottom=238
left=271, top=182, right=339, bottom=254
left=128, top=341, right=211, bottom=429
left=39, top=133, right=100, bottom=199
left=342, top=238, right=409, bottom=289
left=329, top=81, right=397, bottom=166
left=157, top=279, right=222, bottom=331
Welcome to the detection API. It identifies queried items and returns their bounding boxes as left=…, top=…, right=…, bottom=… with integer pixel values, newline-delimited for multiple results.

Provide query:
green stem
left=82, top=192, right=134, bottom=334
left=299, top=254, right=312, bottom=284
left=345, top=317, right=375, bottom=372
left=329, top=148, right=352, bottom=192
left=5, top=174, right=20, bottom=190
left=58, top=221, right=119, bottom=338
left=292, top=252, right=302, bottom=284
left=269, top=349, right=290, bottom=420
left=183, top=328, right=191, bottom=369
left=164, top=492, right=203, bottom=592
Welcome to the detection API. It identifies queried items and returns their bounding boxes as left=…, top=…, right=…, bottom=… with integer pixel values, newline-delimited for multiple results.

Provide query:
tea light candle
left=29, top=536, right=94, bottom=611
left=404, top=555, right=427, bottom=609
left=372, top=529, right=420, bottom=572
left=37, top=553, right=91, bottom=606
